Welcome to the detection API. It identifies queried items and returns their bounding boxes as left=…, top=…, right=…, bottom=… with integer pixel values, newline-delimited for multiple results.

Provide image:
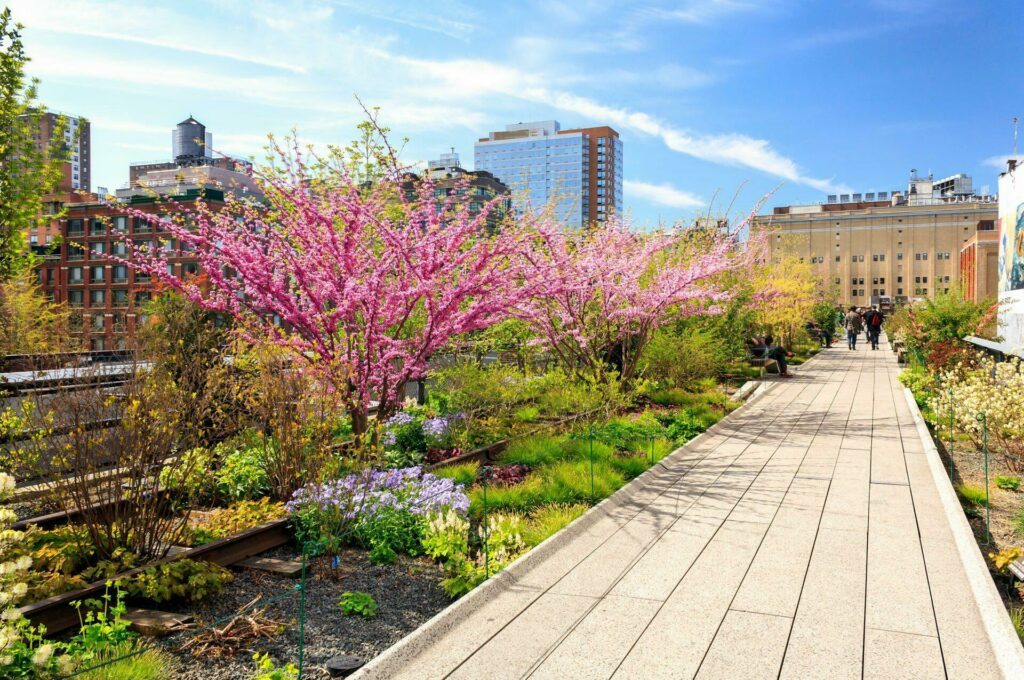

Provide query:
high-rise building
left=474, top=121, right=622, bottom=228
left=756, top=171, right=997, bottom=305
left=33, top=111, right=91, bottom=192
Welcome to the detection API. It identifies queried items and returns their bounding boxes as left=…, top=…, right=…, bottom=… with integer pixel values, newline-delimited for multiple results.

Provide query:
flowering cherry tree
left=515, top=218, right=758, bottom=385
left=116, top=140, right=531, bottom=436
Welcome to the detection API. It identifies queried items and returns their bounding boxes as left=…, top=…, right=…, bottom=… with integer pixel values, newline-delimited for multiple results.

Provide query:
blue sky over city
left=8, top=0, right=1024, bottom=226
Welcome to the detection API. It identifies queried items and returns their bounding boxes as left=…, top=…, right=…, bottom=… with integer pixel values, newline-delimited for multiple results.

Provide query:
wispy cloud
left=983, top=154, right=1022, bottom=170
left=624, top=180, right=704, bottom=208
left=8, top=0, right=309, bottom=73
left=321, top=0, right=478, bottom=39
left=639, top=0, right=761, bottom=25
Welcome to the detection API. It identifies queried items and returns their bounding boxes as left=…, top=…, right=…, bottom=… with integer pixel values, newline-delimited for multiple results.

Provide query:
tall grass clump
left=500, top=435, right=567, bottom=467
left=522, top=505, right=588, bottom=547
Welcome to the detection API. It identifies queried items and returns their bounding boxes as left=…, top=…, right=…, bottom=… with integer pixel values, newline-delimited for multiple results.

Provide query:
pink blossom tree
left=515, top=218, right=759, bottom=385
left=115, top=140, right=533, bottom=437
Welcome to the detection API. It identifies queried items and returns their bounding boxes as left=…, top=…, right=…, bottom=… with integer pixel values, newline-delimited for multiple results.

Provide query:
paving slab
left=355, top=338, right=1023, bottom=680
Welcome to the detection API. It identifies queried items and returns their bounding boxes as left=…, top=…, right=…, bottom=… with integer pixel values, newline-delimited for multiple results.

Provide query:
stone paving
left=357, top=338, right=1024, bottom=679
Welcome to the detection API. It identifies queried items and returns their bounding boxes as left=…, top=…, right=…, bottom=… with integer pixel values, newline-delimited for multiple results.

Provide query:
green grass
left=538, top=460, right=626, bottom=505
left=955, top=483, right=989, bottom=507
left=433, top=461, right=479, bottom=488
left=76, top=643, right=174, bottom=679
left=1011, top=608, right=1024, bottom=645
left=514, top=406, right=540, bottom=423
left=995, top=475, right=1021, bottom=492
left=522, top=504, right=589, bottom=547
left=559, top=437, right=616, bottom=463
left=469, top=474, right=544, bottom=515
left=500, top=435, right=567, bottom=467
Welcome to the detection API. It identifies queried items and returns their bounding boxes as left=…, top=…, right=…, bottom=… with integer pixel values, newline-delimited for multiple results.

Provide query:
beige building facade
left=757, top=175, right=997, bottom=306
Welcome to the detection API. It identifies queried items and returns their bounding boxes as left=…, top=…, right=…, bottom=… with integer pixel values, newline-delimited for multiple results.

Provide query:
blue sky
left=8, top=0, right=1024, bottom=226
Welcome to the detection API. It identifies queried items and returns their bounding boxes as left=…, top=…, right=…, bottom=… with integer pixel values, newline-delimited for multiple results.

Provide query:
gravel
left=166, top=546, right=450, bottom=680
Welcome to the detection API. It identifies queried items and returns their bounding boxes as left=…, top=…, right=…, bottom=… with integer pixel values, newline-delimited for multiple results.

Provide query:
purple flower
left=423, top=417, right=449, bottom=437
left=387, top=412, right=415, bottom=426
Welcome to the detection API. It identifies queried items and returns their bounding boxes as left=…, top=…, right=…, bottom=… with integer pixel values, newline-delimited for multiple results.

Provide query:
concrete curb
left=353, top=372, right=788, bottom=678
left=901, top=386, right=1024, bottom=678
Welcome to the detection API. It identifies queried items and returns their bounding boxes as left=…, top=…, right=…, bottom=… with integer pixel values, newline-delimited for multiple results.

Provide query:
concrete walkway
left=357, top=338, right=1024, bottom=679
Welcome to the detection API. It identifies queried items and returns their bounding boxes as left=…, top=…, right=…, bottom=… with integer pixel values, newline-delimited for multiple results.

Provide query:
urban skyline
left=8, top=0, right=1024, bottom=227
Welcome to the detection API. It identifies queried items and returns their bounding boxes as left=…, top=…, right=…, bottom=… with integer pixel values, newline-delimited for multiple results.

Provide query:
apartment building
left=757, top=172, right=997, bottom=305
left=402, top=151, right=512, bottom=232
left=474, top=121, right=622, bottom=228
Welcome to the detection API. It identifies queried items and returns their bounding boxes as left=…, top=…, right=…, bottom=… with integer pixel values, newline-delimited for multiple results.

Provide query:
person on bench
left=750, top=334, right=794, bottom=378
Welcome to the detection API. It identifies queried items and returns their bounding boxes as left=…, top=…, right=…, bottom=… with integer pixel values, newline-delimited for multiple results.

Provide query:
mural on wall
left=998, top=166, right=1024, bottom=348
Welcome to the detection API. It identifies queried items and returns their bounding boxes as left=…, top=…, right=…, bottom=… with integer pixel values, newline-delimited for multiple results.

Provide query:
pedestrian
left=863, top=305, right=885, bottom=350
left=844, top=306, right=863, bottom=350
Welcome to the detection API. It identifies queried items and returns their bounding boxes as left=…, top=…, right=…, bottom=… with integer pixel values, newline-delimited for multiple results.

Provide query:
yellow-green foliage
left=75, top=642, right=175, bottom=680
left=432, top=461, right=479, bottom=488
left=522, top=505, right=588, bottom=547
left=955, top=483, right=988, bottom=507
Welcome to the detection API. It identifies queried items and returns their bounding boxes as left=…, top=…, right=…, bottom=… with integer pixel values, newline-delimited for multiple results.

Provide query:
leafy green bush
left=431, top=512, right=526, bottom=597
left=522, top=505, right=588, bottom=547
left=252, top=652, right=299, bottom=680
left=117, top=559, right=233, bottom=604
left=189, top=498, right=287, bottom=546
left=955, top=483, right=988, bottom=507
left=898, top=366, right=935, bottom=408
left=74, top=642, right=175, bottom=680
left=339, top=591, right=379, bottom=618
left=216, top=444, right=271, bottom=501
left=641, top=327, right=732, bottom=386
left=996, top=475, right=1021, bottom=492
left=159, top=446, right=217, bottom=501
left=514, top=406, right=540, bottom=423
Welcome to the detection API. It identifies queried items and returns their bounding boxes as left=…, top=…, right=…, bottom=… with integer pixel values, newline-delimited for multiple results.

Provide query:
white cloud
left=625, top=180, right=704, bottom=208
left=8, top=0, right=309, bottom=73
left=983, top=154, right=1023, bottom=170
left=640, top=0, right=761, bottom=24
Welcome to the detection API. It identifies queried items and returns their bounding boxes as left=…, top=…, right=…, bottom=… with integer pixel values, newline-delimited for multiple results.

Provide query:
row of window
left=68, top=216, right=156, bottom=236
left=67, top=290, right=152, bottom=308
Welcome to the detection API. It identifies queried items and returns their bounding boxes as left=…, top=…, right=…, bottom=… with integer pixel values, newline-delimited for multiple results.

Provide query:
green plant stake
left=297, top=542, right=309, bottom=678
left=589, top=426, right=595, bottom=501
left=947, top=387, right=954, bottom=481
left=481, top=466, right=490, bottom=578
left=649, top=435, right=654, bottom=466
left=976, top=412, right=991, bottom=545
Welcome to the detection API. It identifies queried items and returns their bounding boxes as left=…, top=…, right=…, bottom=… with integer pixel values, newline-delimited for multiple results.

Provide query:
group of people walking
left=841, top=305, right=885, bottom=350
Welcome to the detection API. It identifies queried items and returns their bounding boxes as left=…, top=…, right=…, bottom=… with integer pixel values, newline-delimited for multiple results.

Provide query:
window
left=834, top=277, right=841, bottom=285
left=850, top=254, right=864, bottom=263
left=873, top=254, right=885, bottom=262
left=915, top=252, right=928, bottom=261
left=68, top=219, right=84, bottom=236
left=67, top=244, right=84, bottom=261
left=879, top=289, right=886, bottom=295
left=134, top=219, right=152, bottom=234
left=897, top=288, right=903, bottom=295
left=897, top=276, right=903, bottom=283
left=90, top=314, right=105, bottom=331
left=90, top=219, right=105, bottom=236
left=942, top=275, right=950, bottom=283
left=879, top=277, right=885, bottom=284
left=68, top=267, right=83, bottom=284
left=134, top=291, right=152, bottom=307
left=90, top=265, right=104, bottom=283
left=68, top=290, right=84, bottom=308
left=112, top=241, right=127, bottom=256
left=89, top=290, right=105, bottom=306
left=90, top=338, right=106, bottom=351
left=69, top=314, right=83, bottom=332
left=91, top=241, right=107, bottom=256
left=113, top=216, right=128, bottom=232
left=113, top=265, right=128, bottom=283
left=835, top=255, right=840, bottom=262
left=112, top=289, right=129, bottom=308
left=897, top=253, right=904, bottom=261
left=134, top=271, right=150, bottom=284
left=858, top=278, right=864, bottom=285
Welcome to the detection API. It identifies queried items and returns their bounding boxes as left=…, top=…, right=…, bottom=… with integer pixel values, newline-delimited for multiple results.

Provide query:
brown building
left=960, top=227, right=1000, bottom=302
left=474, top=121, right=622, bottom=228
left=757, top=173, right=997, bottom=305
left=32, top=111, right=91, bottom=193
left=40, top=191, right=224, bottom=351
left=401, top=152, right=511, bottom=231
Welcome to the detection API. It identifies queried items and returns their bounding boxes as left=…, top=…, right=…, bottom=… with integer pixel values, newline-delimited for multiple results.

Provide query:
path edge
left=901, top=386, right=1024, bottom=678
left=352, top=365, right=794, bottom=678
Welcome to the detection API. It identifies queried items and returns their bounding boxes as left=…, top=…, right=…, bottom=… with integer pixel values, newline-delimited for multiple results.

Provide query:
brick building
left=40, top=191, right=224, bottom=350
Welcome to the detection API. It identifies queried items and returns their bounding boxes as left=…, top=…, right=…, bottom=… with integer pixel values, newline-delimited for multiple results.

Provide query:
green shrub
left=339, top=591, right=379, bottom=618
left=578, top=413, right=665, bottom=451
left=215, top=445, right=271, bottom=501
left=648, top=387, right=699, bottom=407
left=432, top=462, right=479, bottom=488
left=117, top=559, right=233, bottom=604
left=996, top=476, right=1021, bottom=491
left=355, top=505, right=425, bottom=561
left=159, top=446, right=216, bottom=501
left=500, top=435, right=567, bottom=467
left=898, top=366, right=935, bottom=408
left=641, top=327, right=732, bottom=386
left=955, top=483, right=989, bottom=507
left=252, top=652, right=299, bottom=680
left=189, top=498, right=287, bottom=546
left=514, top=406, right=540, bottom=423
left=522, top=504, right=588, bottom=547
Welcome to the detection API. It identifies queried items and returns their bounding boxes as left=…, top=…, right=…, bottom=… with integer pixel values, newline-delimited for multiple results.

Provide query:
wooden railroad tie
left=236, top=556, right=304, bottom=577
